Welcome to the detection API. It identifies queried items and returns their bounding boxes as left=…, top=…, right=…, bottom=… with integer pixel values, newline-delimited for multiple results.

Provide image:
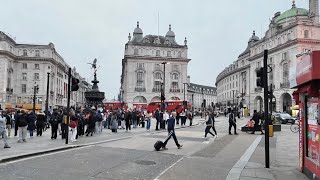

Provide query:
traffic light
left=71, top=77, right=80, bottom=91
left=203, top=99, right=206, bottom=108
left=256, top=67, right=264, bottom=87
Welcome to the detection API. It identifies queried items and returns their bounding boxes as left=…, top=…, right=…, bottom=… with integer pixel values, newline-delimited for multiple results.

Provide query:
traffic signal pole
left=66, top=68, right=71, bottom=144
left=263, top=50, right=270, bottom=168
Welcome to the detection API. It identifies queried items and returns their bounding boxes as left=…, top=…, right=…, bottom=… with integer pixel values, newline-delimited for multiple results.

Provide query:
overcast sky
left=0, top=0, right=310, bottom=99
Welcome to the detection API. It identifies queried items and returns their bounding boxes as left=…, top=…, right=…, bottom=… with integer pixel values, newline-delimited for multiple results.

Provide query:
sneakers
left=4, top=144, right=10, bottom=148
left=178, top=144, right=183, bottom=149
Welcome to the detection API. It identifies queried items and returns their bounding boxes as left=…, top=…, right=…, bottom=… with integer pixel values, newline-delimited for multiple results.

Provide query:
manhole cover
left=134, top=160, right=156, bottom=165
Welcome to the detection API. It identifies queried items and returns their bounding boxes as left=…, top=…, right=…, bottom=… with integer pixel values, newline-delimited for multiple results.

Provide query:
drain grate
left=134, top=160, right=156, bottom=165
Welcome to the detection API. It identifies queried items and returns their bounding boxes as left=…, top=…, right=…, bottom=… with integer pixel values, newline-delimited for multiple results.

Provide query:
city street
left=0, top=116, right=307, bottom=180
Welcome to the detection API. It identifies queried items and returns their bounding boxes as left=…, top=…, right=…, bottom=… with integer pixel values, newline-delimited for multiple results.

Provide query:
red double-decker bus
left=147, top=100, right=190, bottom=113
left=104, top=101, right=128, bottom=111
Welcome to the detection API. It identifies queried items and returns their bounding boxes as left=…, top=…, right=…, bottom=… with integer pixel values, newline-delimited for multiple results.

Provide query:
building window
left=282, top=52, right=287, bottom=60
left=35, top=64, right=40, bottom=69
left=154, top=81, right=162, bottom=92
left=134, top=49, right=138, bottom=55
left=172, top=73, right=179, bottom=80
left=137, top=63, right=144, bottom=69
left=156, top=50, right=160, bottom=56
left=178, top=51, right=182, bottom=57
left=22, top=84, right=26, bottom=93
left=23, top=49, right=28, bottom=56
left=22, top=63, right=27, bottom=69
left=155, top=72, right=162, bottom=80
left=34, top=73, right=39, bottom=80
left=283, top=63, right=289, bottom=86
left=22, top=73, right=27, bottom=80
left=304, top=30, right=309, bottom=38
left=171, top=82, right=179, bottom=92
left=137, top=72, right=143, bottom=87
left=35, top=50, right=40, bottom=57
left=167, top=51, right=171, bottom=57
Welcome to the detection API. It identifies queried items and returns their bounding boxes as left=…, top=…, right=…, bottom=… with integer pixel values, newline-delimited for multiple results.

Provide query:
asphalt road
left=0, top=116, right=255, bottom=180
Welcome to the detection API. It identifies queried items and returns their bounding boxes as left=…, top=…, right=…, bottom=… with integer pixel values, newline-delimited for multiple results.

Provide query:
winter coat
left=36, top=113, right=46, bottom=128
left=111, top=115, right=118, bottom=130
left=16, top=113, right=28, bottom=127
left=27, top=113, right=37, bottom=131
left=0, top=115, right=6, bottom=133
left=167, top=116, right=176, bottom=130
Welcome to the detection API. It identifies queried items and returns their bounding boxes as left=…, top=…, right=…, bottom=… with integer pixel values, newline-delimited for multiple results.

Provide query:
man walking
left=3, top=111, right=12, bottom=138
left=250, top=110, right=264, bottom=135
left=16, top=110, right=28, bottom=142
left=49, top=110, right=59, bottom=139
left=155, top=109, right=160, bottom=131
left=0, top=111, right=10, bottom=148
left=162, top=112, right=183, bottom=150
left=228, top=110, right=238, bottom=135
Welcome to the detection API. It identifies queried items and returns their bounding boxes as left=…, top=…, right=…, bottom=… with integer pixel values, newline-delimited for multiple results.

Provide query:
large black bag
left=154, top=131, right=173, bottom=151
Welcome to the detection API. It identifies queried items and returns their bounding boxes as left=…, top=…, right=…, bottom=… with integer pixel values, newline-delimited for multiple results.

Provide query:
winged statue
left=88, top=58, right=97, bottom=69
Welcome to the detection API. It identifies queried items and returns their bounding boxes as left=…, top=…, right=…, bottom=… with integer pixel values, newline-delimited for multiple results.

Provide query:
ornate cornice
left=124, top=55, right=191, bottom=62
left=215, top=64, right=250, bottom=85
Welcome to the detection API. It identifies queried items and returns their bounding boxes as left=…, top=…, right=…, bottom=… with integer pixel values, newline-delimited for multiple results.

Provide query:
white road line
left=226, top=135, right=263, bottom=180
left=154, top=156, right=185, bottom=180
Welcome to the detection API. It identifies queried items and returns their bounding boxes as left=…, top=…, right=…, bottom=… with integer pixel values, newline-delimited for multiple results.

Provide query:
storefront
left=290, top=50, right=320, bottom=179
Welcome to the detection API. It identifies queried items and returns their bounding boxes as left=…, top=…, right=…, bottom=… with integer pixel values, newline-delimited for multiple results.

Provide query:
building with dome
left=120, top=22, right=191, bottom=106
left=215, top=0, right=320, bottom=115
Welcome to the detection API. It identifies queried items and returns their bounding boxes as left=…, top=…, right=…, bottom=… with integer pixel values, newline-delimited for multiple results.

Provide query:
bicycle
left=290, top=123, right=299, bottom=133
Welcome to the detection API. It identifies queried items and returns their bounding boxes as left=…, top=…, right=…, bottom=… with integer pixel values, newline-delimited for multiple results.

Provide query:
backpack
left=19, top=114, right=28, bottom=126
left=96, top=113, right=103, bottom=122
left=50, top=116, right=59, bottom=125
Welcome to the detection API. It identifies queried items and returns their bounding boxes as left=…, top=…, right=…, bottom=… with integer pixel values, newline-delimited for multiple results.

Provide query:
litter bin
left=269, top=125, right=274, bottom=137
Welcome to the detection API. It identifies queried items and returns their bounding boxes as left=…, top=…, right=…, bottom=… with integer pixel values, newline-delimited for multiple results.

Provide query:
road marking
left=154, top=156, right=185, bottom=180
left=226, top=135, right=263, bottom=180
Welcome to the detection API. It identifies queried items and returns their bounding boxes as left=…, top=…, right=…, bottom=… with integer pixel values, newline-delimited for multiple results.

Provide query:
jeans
left=146, top=119, right=151, bottom=130
left=6, top=124, right=11, bottom=137
left=229, top=122, right=237, bottom=134
left=96, top=121, right=102, bottom=134
left=29, top=130, right=33, bottom=137
left=133, top=119, right=137, bottom=128
left=125, top=120, right=131, bottom=131
left=205, top=126, right=215, bottom=137
left=51, top=124, right=58, bottom=139
left=70, top=127, right=77, bottom=142
left=0, top=129, right=8, bottom=146
left=18, top=126, right=27, bottom=141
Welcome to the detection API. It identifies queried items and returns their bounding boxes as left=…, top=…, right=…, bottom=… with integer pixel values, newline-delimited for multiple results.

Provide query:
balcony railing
left=280, top=82, right=290, bottom=88
left=6, top=88, right=13, bottom=94
left=170, top=89, right=180, bottom=93
left=135, top=87, right=146, bottom=92
left=254, top=87, right=262, bottom=92
left=152, top=88, right=161, bottom=93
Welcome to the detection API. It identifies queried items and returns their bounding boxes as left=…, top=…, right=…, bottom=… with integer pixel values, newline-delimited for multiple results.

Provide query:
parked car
left=275, top=113, right=295, bottom=124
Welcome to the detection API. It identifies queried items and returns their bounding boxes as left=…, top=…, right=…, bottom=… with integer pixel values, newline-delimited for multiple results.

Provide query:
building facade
left=187, top=83, right=217, bottom=111
left=216, top=0, right=320, bottom=114
left=0, top=31, right=91, bottom=112
left=120, top=22, right=190, bottom=106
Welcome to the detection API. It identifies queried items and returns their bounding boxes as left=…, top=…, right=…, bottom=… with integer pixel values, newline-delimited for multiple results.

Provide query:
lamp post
left=161, top=62, right=168, bottom=112
left=32, top=83, right=38, bottom=113
left=45, top=72, right=50, bottom=118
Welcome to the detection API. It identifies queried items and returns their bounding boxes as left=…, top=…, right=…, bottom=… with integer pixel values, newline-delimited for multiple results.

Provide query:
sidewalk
left=239, top=126, right=308, bottom=180
left=0, top=118, right=200, bottom=163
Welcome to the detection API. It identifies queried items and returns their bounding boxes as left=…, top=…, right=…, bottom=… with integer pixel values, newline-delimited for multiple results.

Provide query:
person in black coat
left=250, top=110, right=264, bottom=134
left=49, top=110, right=59, bottom=139
left=36, top=112, right=45, bottom=136
left=27, top=112, right=36, bottom=138
left=86, top=110, right=96, bottom=136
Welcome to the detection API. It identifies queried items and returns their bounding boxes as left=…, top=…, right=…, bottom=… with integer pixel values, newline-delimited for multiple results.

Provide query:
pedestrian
left=111, top=111, right=118, bottom=133
left=250, top=110, right=264, bottom=135
left=0, top=111, right=10, bottom=148
left=36, top=112, right=45, bottom=136
left=3, top=111, right=12, bottom=138
left=125, top=110, right=132, bottom=132
left=27, top=112, right=36, bottom=138
left=14, top=110, right=20, bottom=137
left=16, top=110, right=28, bottom=143
left=69, top=111, right=78, bottom=142
left=61, top=110, right=68, bottom=139
left=132, top=109, right=138, bottom=128
left=188, top=111, right=193, bottom=126
left=49, top=110, right=59, bottom=139
left=204, top=112, right=215, bottom=139
left=145, top=110, right=152, bottom=131
left=95, top=110, right=103, bottom=134
left=86, top=108, right=96, bottom=136
left=155, top=109, right=160, bottom=131
left=162, top=111, right=183, bottom=150
left=76, top=111, right=85, bottom=137
left=163, top=110, right=169, bottom=129
left=180, top=110, right=186, bottom=126
left=228, top=110, right=238, bottom=135
left=210, top=111, right=218, bottom=136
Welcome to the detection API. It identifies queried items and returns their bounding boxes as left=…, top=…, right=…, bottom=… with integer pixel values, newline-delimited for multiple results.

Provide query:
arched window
left=134, top=49, right=138, bottom=55
left=155, top=72, right=162, bottom=80
left=23, top=49, right=28, bottom=56
left=156, top=50, right=160, bottom=56
left=304, top=30, right=309, bottom=38
left=172, top=73, right=179, bottom=80
left=136, top=72, right=143, bottom=87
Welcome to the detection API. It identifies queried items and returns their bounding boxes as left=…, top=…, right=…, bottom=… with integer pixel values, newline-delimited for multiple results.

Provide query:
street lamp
left=160, top=62, right=169, bottom=112
left=45, top=72, right=50, bottom=118
left=33, top=82, right=39, bottom=113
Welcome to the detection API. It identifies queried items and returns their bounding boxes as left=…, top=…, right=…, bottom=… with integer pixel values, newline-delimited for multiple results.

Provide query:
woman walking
left=69, top=111, right=78, bottom=142
left=111, top=111, right=118, bottom=133
left=36, top=112, right=45, bottom=136
left=204, top=112, right=215, bottom=139
left=145, top=111, right=152, bottom=131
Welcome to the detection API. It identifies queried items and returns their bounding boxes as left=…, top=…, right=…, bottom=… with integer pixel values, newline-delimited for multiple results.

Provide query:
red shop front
left=291, top=50, right=320, bottom=179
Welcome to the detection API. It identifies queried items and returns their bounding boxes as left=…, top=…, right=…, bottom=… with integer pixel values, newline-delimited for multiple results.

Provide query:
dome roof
left=248, top=31, right=259, bottom=43
left=133, top=21, right=143, bottom=34
left=166, top=24, right=175, bottom=37
left=275, top=4, right=308, bottom=24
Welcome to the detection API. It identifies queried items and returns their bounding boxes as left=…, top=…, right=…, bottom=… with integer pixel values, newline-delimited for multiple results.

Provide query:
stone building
left=215, top=0, right=320, bottom=114
left=120, top=22, right=190, bottom=106
left=0, top=31, right=91, bottom=111
left=187, top=83, right=217, bottom=111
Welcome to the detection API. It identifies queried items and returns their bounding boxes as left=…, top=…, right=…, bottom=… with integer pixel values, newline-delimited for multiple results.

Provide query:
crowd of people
left=0, top=106, right=194, bottom=148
